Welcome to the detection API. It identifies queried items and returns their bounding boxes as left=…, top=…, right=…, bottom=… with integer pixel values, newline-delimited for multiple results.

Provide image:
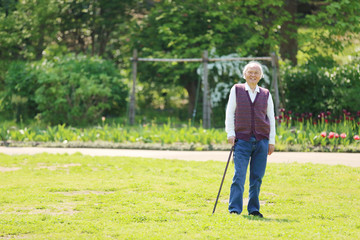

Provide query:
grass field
left=0, top=153, right=359, bottom=239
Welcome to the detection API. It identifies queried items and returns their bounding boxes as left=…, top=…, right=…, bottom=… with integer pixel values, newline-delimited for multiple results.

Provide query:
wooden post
left=202, top=50, right=211, bottom=128
left=271, top=52, right=280, bottom=116
left=129, top=49, right=137, bottom=125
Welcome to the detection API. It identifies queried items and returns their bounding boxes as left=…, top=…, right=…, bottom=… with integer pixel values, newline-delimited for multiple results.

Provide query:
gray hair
left=242, top=61, right=264, bottom=79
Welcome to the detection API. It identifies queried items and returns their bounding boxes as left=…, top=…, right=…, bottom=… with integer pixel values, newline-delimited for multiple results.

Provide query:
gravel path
left=0, top=147, right=359, bottom=167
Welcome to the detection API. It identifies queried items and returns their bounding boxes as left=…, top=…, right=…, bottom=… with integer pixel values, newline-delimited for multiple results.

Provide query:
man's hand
left=268, top=144, right=275, bottom=155
left=228, top=136, right=236, bottom=146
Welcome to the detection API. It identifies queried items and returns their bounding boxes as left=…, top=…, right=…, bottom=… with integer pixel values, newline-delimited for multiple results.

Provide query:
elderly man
left=225, top=61, right=276, bottom=218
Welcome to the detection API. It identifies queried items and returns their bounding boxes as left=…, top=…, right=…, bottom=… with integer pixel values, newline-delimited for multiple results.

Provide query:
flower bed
left=1, top=111, right=359, bottom=152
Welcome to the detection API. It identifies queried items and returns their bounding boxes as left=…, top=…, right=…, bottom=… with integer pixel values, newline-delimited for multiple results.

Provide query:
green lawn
left=0, top=153, right=359, bottom=239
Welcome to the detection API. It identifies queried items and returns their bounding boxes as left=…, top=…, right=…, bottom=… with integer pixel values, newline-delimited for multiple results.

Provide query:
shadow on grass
left=242, top=215, right=295, bottom=223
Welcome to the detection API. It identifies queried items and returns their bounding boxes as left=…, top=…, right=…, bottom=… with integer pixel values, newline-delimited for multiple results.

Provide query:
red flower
left=280, top=108, right=285, bottom=113
left=334, top=133, right=339, bottom=138
left=354, top=135, right=360, bottom=141
left=325, top=119, right=328, bottom=124
left=328, top=132, right=335, bottom=139
left=326, top=111, right=331, bottom=116
left=340, top=133, right=347, bottom=139
left=321, top=132, right=327, bottom=138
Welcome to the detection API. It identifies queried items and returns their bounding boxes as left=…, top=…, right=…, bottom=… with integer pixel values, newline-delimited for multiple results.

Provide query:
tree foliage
left=1, top=0, right=360, bottom=124
left=0, top=0, right=59, bottom=60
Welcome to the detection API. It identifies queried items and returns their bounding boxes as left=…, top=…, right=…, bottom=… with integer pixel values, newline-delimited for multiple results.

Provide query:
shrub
left=2, top=61, right=39, bottom=121
left=34, top=54, right=128, bottom=126
left=329, top=61, right=360, bottom=114
left=1, top=54, right=128, bottom=126
left=281, top=57, right=360, bottom=116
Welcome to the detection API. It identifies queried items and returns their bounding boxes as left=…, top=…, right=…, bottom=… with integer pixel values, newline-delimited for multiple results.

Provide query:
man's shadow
left=242, top=215, right=295, bottom=223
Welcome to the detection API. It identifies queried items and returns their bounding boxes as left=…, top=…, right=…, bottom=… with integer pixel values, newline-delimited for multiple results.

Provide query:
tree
left=280, top=0, right=360, bottom=65
left=0, top=0, right=59, bottom=60
left=57, top=0, right=134, bottom=59
left=133, top=0, right=253, bottom=117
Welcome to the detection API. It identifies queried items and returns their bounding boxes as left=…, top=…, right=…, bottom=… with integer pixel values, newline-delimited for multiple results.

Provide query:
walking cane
left=212, top=145, right=234, bottom=214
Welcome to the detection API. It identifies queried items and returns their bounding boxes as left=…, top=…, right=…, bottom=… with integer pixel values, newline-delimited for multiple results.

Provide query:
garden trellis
left=130, top=50, right=280, bottom=128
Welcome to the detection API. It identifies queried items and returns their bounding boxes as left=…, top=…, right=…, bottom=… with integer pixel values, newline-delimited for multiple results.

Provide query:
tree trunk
left=183, top=77, right=198, bottom=119
left=280, top=0, right=298, bottom=65
left=98, top=30, right=110, bottom=56
left=35, top=29, right=45, bottom=60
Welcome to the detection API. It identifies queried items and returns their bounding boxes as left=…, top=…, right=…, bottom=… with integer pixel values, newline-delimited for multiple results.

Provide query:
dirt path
left=0, top=147, right=359, bottom=167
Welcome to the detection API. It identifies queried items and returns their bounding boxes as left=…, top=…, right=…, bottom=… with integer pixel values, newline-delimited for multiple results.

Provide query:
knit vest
left=235, top=84, right=270, bottom=141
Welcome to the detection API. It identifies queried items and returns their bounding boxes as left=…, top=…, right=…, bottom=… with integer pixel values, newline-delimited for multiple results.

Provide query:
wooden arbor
left=129, top=50, right=280, bottom=128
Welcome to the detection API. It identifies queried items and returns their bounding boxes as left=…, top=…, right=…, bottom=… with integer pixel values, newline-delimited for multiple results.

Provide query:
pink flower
left=354, top=135, right=360, bottom=140
left=334, top=133, right=339, bottom=138
left=328, top=132, right=335, bottom=139
left=101, top=116, right=106, bottom=122
left=321, top=132, right=327, bottom=138
left=340, top=133, right=346, bottom=139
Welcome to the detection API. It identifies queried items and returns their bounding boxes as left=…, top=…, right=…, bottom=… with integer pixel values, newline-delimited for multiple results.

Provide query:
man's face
left=244, top=65, right=262, bottom=86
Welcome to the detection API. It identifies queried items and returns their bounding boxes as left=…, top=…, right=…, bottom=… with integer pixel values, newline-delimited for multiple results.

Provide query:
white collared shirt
left=225, top=82, right=276, bottom=145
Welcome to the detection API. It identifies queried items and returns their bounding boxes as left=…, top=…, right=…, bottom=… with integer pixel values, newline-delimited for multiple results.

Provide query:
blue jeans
left=228, top=136, right=269, bottom=214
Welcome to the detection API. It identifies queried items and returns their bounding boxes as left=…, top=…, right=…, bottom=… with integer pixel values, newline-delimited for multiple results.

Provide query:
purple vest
left=235, top=84, right=270, bottom=141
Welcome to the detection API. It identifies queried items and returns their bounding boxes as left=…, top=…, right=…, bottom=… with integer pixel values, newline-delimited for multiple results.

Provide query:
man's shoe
left=230, top=211, right=240, bottom=215
left=249, top=211, right=263, bottom=218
